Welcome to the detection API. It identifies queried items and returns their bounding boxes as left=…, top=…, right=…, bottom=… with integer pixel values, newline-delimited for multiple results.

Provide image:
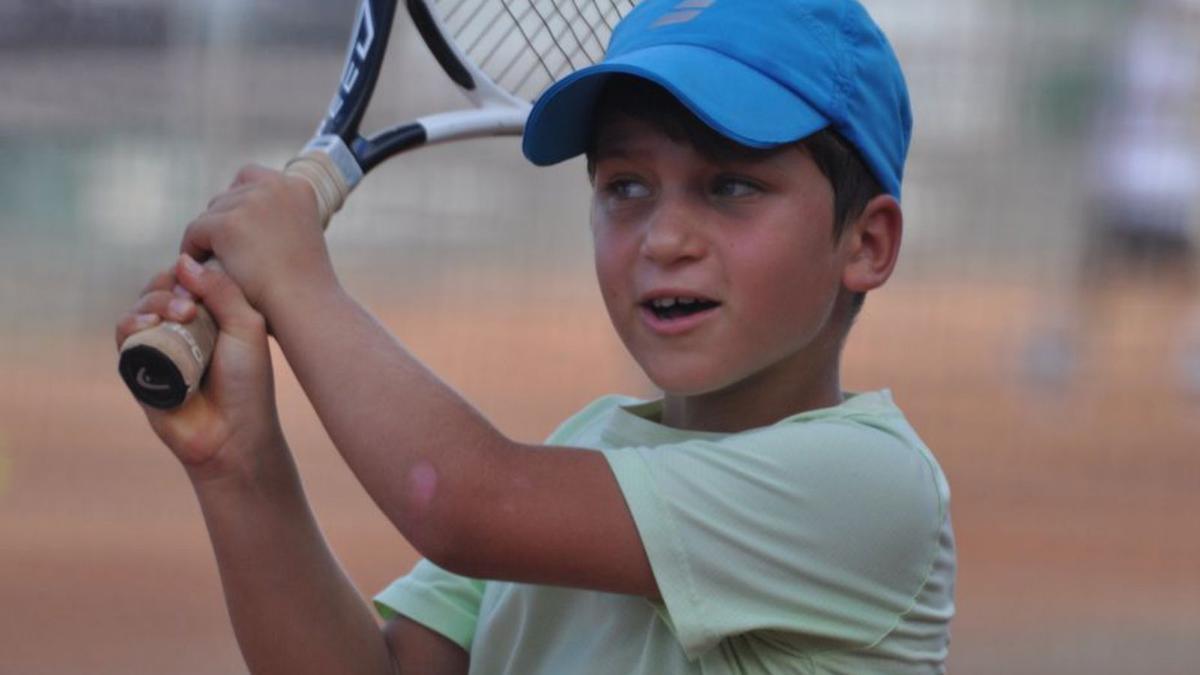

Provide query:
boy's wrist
left=259, top=267, right=345, bottom=330
left=183, top=430, right=293, bottom=492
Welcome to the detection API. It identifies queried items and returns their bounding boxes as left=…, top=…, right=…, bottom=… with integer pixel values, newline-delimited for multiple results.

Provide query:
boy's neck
left=660, top=357, right=844, bottom=433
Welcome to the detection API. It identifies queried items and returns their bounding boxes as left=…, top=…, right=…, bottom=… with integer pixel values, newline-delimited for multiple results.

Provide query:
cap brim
left=522, top=44, right=830, bottom=166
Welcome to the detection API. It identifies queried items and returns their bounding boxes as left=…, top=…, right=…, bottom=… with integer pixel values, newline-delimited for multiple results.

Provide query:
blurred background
left=2, top=0, right=1198, bottom=673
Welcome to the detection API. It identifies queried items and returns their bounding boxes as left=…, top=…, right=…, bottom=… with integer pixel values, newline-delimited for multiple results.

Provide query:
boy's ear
left=840, top=194, right=903, bottom=293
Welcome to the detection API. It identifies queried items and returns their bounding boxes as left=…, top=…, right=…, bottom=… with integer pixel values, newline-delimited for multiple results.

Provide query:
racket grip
left=284, top=149, right=354, bottom=229
left=118, top=148, right=354, bottom=409
left=118, top=305, right=218, bottom=409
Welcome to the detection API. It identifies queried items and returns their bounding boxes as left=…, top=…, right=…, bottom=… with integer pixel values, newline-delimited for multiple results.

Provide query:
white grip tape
left=284, top=135, right=364, bottom=229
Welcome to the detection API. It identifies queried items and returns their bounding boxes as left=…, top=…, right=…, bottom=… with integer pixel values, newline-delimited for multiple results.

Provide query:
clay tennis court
left=2, top=274, right=1197, bottom=674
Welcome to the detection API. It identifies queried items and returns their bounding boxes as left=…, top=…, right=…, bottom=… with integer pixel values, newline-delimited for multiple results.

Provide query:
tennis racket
left=118, top=0, right=638, bottom=409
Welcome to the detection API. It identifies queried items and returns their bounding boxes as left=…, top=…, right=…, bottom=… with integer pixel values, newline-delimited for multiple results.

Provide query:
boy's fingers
left=114, top=312, right=162, bottom=348
left=205, top=182, right=257, bottom=213
left=179, top=211, right=219, bottom=265
left=229, top=163, right=278, bottom=188
left=130, top=289, right=194, bottom=322
left=115, top=288, right=197, bottom=348
left=174, top=255, right=265, bottom=340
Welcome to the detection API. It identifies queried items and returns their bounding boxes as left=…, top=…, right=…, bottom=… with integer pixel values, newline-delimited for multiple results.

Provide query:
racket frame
left=311, top=0, right=533, bottom=184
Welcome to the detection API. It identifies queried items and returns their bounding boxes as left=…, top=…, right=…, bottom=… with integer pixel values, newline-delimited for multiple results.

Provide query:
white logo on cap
left=653, top=0, right=716, bottom=27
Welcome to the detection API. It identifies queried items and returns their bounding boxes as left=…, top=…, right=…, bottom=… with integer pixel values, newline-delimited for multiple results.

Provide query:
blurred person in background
left=1026, top=0, right=1200, bottom=393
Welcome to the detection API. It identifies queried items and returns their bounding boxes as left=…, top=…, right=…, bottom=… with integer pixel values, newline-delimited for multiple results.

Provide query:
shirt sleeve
left=601, top=417, right=947, bottom=659
left=374, top=559, right=486, bottom=651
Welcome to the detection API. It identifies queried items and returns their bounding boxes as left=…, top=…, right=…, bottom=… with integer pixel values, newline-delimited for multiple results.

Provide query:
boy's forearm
left=262, top=282, right=508, bottom=559
left=190, top=439, right=394, bottom=675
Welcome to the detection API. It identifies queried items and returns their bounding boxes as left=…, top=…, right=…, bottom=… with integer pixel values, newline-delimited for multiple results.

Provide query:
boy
left=116, top=0, right=955, bottom=673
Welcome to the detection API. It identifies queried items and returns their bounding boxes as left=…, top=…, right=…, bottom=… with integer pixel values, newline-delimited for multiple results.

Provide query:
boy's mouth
left=642, top=296, right=721, bottom=321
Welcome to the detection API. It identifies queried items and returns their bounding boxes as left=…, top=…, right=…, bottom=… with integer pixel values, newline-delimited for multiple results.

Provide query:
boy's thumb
left=175, top=254, right=265, bottom=340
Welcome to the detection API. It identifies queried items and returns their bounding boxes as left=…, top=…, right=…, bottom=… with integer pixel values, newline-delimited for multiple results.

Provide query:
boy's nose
left=639, top=199, right=708, bottom=266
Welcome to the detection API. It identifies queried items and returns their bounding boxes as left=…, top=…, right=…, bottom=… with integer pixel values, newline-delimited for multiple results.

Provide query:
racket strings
left=504, top=0, right=634, bottom=96
left=434, top=0, right=638, bottom=101
left=506, top=1, right=597, bottom=94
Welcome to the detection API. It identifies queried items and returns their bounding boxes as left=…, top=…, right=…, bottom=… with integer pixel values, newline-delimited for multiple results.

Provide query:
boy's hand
left=115, top=255, right=284, bottom=481
left=180, top=165, right=338, bottom=320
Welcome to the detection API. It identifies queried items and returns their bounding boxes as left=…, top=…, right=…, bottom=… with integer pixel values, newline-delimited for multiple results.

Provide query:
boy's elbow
left=407, top=514, right=466, bottom=573
left=405, top=500, right=493, bottom=579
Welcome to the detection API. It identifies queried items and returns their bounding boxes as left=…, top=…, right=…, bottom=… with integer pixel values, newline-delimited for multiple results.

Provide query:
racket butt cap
left=117, top=307, right=217, bottom=409
left=118, top=345, right=190, bottom=409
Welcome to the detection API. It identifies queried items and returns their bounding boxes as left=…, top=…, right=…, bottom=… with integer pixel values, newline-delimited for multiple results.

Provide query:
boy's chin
left=644, top=368, right=737, bottom=399
left=633, top=349, right=760, bottom=398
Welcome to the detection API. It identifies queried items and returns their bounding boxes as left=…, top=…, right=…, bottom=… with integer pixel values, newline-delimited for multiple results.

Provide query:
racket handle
left=118, top=305, right=218, bottom=409
left=285, top=146, right=356, bottom=229
left=117, top=150, right=354, bottom=409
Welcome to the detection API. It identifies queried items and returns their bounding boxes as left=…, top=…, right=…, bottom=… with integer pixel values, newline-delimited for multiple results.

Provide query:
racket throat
left=407, top=0, right=476, bottom=91
left=415, top=108, right=530, bottom=145
left=357, top=124, right=428, bottom=172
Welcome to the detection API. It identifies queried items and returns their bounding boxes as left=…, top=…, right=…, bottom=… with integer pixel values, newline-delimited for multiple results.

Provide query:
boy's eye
left=711, top=176, right=762, bottom=198
left=605, top=178, right=651, bottom=200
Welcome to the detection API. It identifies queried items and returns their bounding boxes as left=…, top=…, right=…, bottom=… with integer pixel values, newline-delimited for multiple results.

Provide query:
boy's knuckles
left=114, top=311, right=161, bottom=346
left=233, top=165, right=262, bottom=186
left=182, top=219, right=210, bottom=247
left=190, top=214, right=242, bottom=252
left=132, top=290, right=175, bottom=315
left=233, top=164, right=280, bottom=190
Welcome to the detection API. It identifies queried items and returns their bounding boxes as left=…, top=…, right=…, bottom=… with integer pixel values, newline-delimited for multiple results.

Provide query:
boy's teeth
left=651, top=297, right=708, bottom=307
left=648, top=296, right=719, bottom=314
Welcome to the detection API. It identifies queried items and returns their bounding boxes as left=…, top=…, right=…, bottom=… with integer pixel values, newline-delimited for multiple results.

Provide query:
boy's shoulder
left=577, top=391, right=953, bottom=662
left=549, top=389, right=935, bottom=467
left=548, top=389, right=912, bottom=431
left=771, top=390, right=939, bottom=466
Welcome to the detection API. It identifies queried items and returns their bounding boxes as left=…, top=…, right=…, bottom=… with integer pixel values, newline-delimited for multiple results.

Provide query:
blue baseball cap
left=522, top=0, right=912, bottom=198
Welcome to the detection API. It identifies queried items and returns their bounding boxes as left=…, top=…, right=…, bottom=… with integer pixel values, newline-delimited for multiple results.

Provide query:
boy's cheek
left=591, top=233, right=634, bottom=289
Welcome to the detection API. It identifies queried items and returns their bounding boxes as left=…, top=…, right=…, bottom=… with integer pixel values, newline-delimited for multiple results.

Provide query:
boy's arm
left=119, top=261, right=467, bottom=675
left=384, top=617, right=470, bottom=674
left=269, top=280, right=656, bottom=597
left=197, top=461, right=468, bottom=675
left=192, top=440, right=397, bottom=675
left=179, top=166, right=658, bottom=599
left=193, top=445, right=468, bottom=675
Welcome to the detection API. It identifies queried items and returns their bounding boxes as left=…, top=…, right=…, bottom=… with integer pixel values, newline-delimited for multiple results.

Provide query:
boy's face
left=590, top=113, right=853, bottom=398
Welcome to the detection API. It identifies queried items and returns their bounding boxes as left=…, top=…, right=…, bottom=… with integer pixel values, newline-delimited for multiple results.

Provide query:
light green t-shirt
left=375, top=390, right=956, bottom=674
